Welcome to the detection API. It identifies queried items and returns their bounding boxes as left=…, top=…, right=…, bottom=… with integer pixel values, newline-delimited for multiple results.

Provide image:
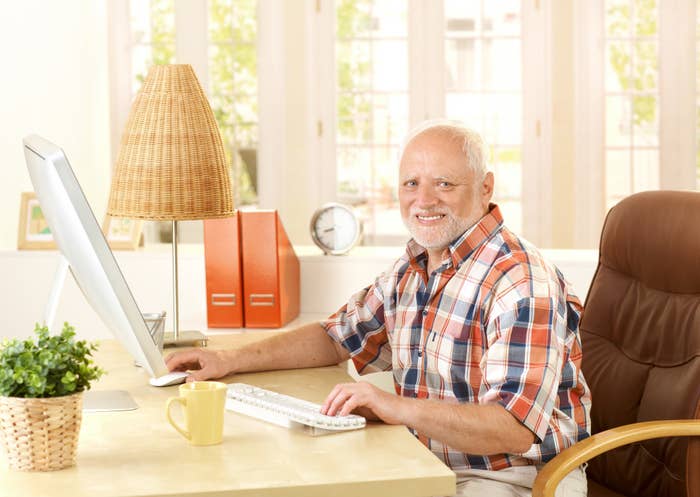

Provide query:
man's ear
left=481, top=171, right=494, bottom=203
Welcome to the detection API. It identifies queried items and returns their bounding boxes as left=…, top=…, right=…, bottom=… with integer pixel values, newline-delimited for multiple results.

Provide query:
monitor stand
left=83, top=390, right=138, bottom=412
left=46, top=256, right=139, bottom=412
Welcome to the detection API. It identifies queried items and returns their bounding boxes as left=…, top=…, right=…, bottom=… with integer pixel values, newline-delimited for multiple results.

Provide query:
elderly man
left=166, top=121, right=591, bottom=497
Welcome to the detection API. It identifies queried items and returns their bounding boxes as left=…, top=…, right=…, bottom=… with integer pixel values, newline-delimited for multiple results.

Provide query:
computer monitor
left=23, top=134, right=171, bottom=381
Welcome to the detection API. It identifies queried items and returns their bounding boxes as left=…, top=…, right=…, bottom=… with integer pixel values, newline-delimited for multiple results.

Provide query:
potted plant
left=0, top=323, right=104, bottom=471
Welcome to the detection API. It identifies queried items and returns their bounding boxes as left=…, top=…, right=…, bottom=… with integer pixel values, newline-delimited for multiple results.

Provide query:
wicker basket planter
left=0, top=392, right=83, bottom=471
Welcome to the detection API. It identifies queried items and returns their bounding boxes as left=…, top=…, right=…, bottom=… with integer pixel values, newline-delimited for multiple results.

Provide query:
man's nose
left=415, top=184, right=438, bottom=207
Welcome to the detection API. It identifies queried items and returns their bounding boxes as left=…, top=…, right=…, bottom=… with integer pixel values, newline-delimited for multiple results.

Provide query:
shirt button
left=417, top=350, right=422, bottom=357
left=422, top=310, right=428, bottom=316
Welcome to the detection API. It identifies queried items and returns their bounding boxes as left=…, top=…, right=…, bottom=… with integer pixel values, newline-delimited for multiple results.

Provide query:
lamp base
left=163, top=330, right=209, bottom=348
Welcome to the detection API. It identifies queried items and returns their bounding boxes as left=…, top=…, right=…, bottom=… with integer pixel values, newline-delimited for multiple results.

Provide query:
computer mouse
left=149, top=371, right=190, bottom=387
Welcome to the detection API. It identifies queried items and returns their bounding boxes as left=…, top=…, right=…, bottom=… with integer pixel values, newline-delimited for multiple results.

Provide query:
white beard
left=403, top=207, right=479, bottom=250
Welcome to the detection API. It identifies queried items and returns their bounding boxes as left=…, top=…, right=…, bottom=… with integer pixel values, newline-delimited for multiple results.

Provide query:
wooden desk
left=0, top=333, right=455, bottom=497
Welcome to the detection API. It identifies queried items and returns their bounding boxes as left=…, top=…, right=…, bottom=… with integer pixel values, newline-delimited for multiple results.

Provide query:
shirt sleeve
left=480, top=296, right=569, bottom=442
left=321, top=276, right=393, bottom=374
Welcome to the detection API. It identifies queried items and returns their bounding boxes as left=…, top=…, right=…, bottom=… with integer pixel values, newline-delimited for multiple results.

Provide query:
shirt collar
left=406, top=203, right=504, bottom=270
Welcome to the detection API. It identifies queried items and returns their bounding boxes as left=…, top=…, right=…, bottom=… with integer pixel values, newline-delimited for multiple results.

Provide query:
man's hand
left=164, top=348, right=232, bottom=382
left=321, top=382, right=404, bottom=425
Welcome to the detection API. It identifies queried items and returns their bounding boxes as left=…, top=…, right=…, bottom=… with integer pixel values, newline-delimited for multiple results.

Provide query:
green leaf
left=0, top=322, right=104, bottom=398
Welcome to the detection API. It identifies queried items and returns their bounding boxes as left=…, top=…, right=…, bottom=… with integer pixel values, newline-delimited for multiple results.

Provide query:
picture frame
left=102, top=215, right=144, bottom=250
left=17, top=192, right=56, bottom=250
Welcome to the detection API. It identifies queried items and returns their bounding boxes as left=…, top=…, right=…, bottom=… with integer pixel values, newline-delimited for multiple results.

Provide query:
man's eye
left=403, top=180, right=417, bottom=187
left=438, top=181, right=453, bottom=188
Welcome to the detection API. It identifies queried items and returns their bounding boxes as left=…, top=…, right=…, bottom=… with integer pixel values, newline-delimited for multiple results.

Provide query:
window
left=575, top=0, right=697, bottom=247
left=329, top=0, right=529, bottom=244
left=335, top=0, right=409, bottom=244
left=208, top=0, right=258, bottom=206
left=604, top=0, right=659, bottom=210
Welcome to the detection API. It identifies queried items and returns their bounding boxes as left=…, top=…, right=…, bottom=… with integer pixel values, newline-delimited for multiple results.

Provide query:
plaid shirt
left=322, top=204, right=591, bottom=472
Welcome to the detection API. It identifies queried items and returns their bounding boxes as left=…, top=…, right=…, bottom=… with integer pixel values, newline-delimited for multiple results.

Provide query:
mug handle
left=166, top=396, right=190, bottom=441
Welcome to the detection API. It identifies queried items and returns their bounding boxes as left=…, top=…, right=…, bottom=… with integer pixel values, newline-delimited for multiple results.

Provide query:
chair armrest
left=532, top=420, right=700, bottom=497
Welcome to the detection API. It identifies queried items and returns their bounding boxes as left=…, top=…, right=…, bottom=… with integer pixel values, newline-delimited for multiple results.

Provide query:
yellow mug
left=166, top=381, right=227, bottom=446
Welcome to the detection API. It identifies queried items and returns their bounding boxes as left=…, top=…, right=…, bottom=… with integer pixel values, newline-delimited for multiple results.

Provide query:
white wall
left=0, top=0, right=111, bottom=250
left=0, top=245, right=598, bottom=340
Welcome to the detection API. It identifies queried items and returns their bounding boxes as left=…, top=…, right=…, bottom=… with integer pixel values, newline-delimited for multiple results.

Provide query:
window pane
left=484, top=39, right=521, bottom=91
left=483, top=1, right=520, bottom=36
left=150, top=0, right=175, bottom=43
left=131, top=1, right=154, bottom=44
left=632, top=149, right=659, bottom=191
left=632, top=95, right=658, bottom=146
left=445, top=92, right=483, bottom=125
left=337, top=0, right=372, bottom=39
left=445, top=94, right=522, bottom=138
left=373, top=41, right=408, bottom=91
left=232, top=44, right=257, bottom=92
left=606, top=149, right=632, bottom=203
left=209, top=0, right=234, bottom=43
left=483, top=94, right=521, bottom=144
left=372, top=0, right=407, bottom=36
left=606, top=41, right=632, bottom=91
left=492, top=147, right=521, bottom=200
left=335, top=0, right=408, bottom=244
left=372, top=146, right=400, bottom=198
left=446, top=38, right=477, bottom=91
left=130, top=1, right=176, bottom=95
left=209, top=45, right=235, bottom=89
left=606, top=0, right=631, bottom=36
left=606, top=95, right=631, bottom=147
left=208, top=0, right=259, bottom=206
left=634, top=0, right=657, bottom=36
left=232, top=0, right=257, bottom=40
left=337, top=146, right=373, bottom=201
left=337, top=94, right=373, bottom=143
left=336, top=41, right=372, bottom=90
left=633, top=41, right=657, bottom=91
left=372, top=94, right=409, bottom=143
left=603, top=0, right=658, bottom=208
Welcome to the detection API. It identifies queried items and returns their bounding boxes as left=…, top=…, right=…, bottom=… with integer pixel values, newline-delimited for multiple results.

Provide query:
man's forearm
left=394, top=396, right=535, bottom=455
left=224, top=322, right=350, bottom=375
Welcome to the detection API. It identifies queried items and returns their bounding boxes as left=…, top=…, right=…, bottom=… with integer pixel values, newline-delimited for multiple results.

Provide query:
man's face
left=398, top=130, right=492, bottom=251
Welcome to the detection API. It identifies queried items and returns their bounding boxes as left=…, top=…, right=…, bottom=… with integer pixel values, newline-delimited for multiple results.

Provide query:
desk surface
left=0, top=333, right=455, bottom=497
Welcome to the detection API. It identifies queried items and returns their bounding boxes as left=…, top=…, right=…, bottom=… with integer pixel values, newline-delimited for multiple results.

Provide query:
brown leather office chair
left=533, top=191, right=700, bottom=497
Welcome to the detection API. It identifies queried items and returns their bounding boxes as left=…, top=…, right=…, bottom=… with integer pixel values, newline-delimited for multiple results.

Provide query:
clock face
left=310, top=203, right=362, bottom=255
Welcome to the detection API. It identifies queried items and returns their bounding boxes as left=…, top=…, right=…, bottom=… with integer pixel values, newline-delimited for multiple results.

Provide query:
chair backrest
left=580, top=191, right=700, bottom=497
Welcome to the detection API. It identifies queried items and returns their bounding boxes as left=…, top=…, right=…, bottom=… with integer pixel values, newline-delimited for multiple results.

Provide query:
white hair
left=399, top=119, right=490, bottom=179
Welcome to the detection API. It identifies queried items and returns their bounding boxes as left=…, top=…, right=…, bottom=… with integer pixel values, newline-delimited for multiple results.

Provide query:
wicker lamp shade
left=107, top=64, right=233, bottom=220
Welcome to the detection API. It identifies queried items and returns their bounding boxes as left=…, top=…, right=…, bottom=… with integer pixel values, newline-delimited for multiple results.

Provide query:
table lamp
left=107, top=64, right=233, bottom=346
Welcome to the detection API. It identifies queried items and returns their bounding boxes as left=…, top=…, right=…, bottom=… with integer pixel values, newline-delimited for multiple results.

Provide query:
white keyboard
left=225, top=383, right=366, bottom=436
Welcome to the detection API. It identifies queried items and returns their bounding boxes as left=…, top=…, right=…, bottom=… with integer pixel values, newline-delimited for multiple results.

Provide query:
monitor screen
left=23, top=134, right=168, bottom=379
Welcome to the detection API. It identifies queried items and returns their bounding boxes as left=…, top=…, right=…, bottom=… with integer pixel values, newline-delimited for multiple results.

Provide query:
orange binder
left=203, top=215, right=243, bottom=328
left=239, top=210, right=300, bottom=328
